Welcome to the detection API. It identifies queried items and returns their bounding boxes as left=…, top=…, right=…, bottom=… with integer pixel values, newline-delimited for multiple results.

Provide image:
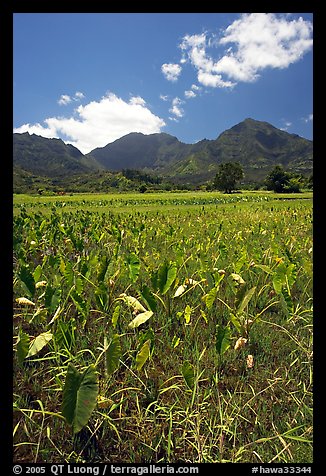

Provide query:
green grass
left=13, top=191, right=313, bottom=463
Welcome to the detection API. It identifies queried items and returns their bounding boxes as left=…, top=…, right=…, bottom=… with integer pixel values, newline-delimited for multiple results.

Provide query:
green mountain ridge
left=87, top=118, right=312, bottom=182
left=13, top=118, right=313, bottom=189
left=13, top=132, right=103, bottom=177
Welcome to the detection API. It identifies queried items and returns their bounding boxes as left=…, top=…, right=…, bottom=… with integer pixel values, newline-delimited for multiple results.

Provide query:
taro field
left=13, top=191, right=313, bottom=463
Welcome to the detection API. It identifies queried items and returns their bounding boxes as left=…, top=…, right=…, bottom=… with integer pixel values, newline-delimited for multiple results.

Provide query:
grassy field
left=13, top=191, right=313, bottom=463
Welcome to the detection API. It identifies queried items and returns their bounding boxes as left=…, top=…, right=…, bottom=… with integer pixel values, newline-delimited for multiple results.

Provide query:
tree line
left=213, top=162, right=312, bottom=194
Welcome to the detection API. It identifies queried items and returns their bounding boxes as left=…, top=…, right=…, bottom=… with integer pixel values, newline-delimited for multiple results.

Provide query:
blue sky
left=13, top=13, right=313, bottom=154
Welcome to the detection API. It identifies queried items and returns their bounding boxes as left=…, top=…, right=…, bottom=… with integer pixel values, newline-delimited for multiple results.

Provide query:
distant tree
left=283, top=176, right=301, bottom=193
left=213, top=162, right=244, bottom=193
left=307, top=174, right=313, bottom=190
left=264, top=165, right=292, bottom=192
left=139, top=184, right=147, bottom=193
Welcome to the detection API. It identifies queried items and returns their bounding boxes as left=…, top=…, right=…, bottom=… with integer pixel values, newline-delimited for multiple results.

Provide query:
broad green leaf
left=229, top=313, right=242, bottom=334
left=39, top=219, right=47, bottom=232
left=273, top=262, right=297, bottom=296
left=286, top=263, right=297, bottom=289
left=75, top=276, right=83, bottom=295
left=158, top=261, right=177, bottom=295
left=16, top=330, right=30, bottom=365
left=273, top=262, right=287, bottom=294
left=282, top=288, right=294, bottom=315
left=254, top=264, right=273, bottom=275
left=234, top=251, right=247, bottom=273
left=79, top=261, right=89, bottom=279
left=140, top=285, right=157, bottom=311
left=129, top=310, right=153, bottom=329
left=59, top=257, right=66, bottom=275
left=237, top=286, right=256, bottom=315
left=19, top=265, right=35, bottom=298
left=97, top=255, right=109, bottom=283
left=105, top=334, right=121, bottom=375
left=215, top=325, right=231, bottom=356
left=218, top=242, right=227, bottom=259
left=26, top=331, right=53, bottom=358
left=184, top=305, right=192, bottom=324
left=135, top=339, right=151, bottom=371
left=120, top=293, right=147, bottom=312
left=126, top=253, right=140, bottom=283
left=205, top=271, right=215, bottom=289
left=182, top=361, right=195, bottom=390
left=172, top=335, right=180, bottom=348
left=63, top=261, right=74, bottom=288
left=45, top=285, right=62, bottom=314
left=71, top=290, right=88, bottom=320
left=33, top=265, right=42, bottom=284
left=203, top=286, right=218, bottom=311
left=111, top=305, right=121, bottom=328
left=61, top=364, right=98, bottom=434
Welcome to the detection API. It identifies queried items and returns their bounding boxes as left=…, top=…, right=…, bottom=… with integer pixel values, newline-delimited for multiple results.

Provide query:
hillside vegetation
left=13, top=118, right=313, bottom=193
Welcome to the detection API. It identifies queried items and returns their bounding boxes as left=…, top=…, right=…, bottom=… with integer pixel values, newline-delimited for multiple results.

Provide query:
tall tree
left=214, top=162, right=244, bottom=193
left=264, top=165, right=290, bottom=192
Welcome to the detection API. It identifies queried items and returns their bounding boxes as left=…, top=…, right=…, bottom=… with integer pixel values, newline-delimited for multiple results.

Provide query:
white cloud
left=180, top=33, right=206, bottom=51
left=14, top=122, right=59, bottom=138
left=74, top=91, right=85, bottom=99
left=58, top=94, right=72, bottom=106
left=280, top=120, right=292, bottom=131
left=129, top=96, right=146, bottom=106
left=58, top=91, right=85, bottom=105
left=197, top=71, right=235, bottom=88
left=303, top=113, right=313, bottom=123
left=184, top=89, right=196, bottom=99
left=169, top=97, right=184, bottom=118
left=178, top=13, right=312, bottom=88
left=217, top=13, right=313, bottom=81
left=179, top=33, right=236, bottom=88
left=14, top=92, right=166, bottom=154
left=161, top=63, right=182, bottom=81
left=184, top=84, right=202, bottom=98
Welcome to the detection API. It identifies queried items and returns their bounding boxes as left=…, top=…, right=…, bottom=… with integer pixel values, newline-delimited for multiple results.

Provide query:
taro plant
left=15, top=327, right=54, bottom=366
left=61, top=364, right=99, bottom=434
left=150, top=260, right=177, bottom=318
left=181, top=360, right=195, bottom=390
left=272, top=260, right=297, bottom=316
left=229, top=286, right=257, bottom=339
left=228, top=283, right=279, bottom=341
left=104, top=334, right=122, bottom=377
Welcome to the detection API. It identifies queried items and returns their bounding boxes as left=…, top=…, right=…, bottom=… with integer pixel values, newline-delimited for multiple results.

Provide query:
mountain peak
left=14, top=118, right=313, bottom=185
